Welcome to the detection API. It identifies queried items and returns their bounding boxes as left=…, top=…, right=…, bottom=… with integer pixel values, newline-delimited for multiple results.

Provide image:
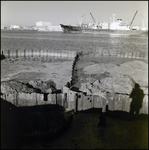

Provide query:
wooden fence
left=83, top=48, right=148, bottom=59
left=1, top=49, right=148, bottom=60
left=1, top=49, right=77, bottom=60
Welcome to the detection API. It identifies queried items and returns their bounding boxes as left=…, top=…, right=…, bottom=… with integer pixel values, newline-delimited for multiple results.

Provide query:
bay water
left=1, top=30, right=148, bottom=54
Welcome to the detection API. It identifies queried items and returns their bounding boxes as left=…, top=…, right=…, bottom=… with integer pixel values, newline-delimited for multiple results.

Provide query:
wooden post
left=15, top=93, right=18, bottom=106
left=55, top=93, right=57, bottom=105
left=124, top=52, right=127, bottom=58
left=113, top=93, right=115, bottom=111
left=8, top=50, right=10, bottom=58
left=101, top=49, right=103, bottom=56
left=1, top=50, right=4, bottom=55
left=92, top=95, right=94, bottom=108
left=131, top=52, right=133, bottom=58
left=32, top=49, right=33, bottom=57
left=16, top=50, right=18, bottom=58
left=142, top=52, right=145, bottom=58
left=24, top=49, right=26, bottom=58
left=39, top=49, right=41, bottom=57
left=36, top=93, right=37, bottom=106
left=132, top=52, right=135, bottom=58
left=121, top=95, right=125, bottom=111
left=76, top=94, right=78, bottom=112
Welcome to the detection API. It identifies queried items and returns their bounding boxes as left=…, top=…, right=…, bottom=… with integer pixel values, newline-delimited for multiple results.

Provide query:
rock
left=82, top=60, right=148, bottom=95
left=29, top=79, right=57, bottom=93
left=116, top=60, right=148, bottom=87
left=98, top=74, right=135, bottom=94
left=1, top=80, right=39, bottom=94
left=78, top=74, right=135, bottom=96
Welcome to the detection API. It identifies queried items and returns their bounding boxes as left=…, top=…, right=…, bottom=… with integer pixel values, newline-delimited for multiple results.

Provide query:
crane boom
left=90, top=12, right=96, bottom=23
left=129, top=10, right=138, bottom=28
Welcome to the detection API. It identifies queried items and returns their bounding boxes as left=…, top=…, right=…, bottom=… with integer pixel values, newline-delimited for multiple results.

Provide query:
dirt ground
left=1, top=57, right=74, bottom=89
left=50, top=112, right=148, bottom=149
left=77, top=55, right=148, bottom=70
left=76, top=55, right=148, bottom=86
left=1, top=55, right=148, bottom=89
left=74, top=55, right=148, bottom=97
left=22, top=110, right=148, bottom=149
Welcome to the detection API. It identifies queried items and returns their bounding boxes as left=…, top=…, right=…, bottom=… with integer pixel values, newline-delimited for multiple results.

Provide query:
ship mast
left=80, top=12, right=85, bottom=26
left=112, top=14, right=116, bottom=22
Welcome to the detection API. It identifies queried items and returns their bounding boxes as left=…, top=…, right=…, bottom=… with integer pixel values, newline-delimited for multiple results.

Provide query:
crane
left=90, top=12, right=100, bottom=29
left=90, top=12, right=96, bottom=23
left=129, top=10, right=138, bottom=29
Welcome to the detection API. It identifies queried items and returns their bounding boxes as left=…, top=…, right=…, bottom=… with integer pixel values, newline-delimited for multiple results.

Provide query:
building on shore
left=47, top=25, right=62, bottom=31
left=1, top=25, right=4, bottom=29
left=34, top=21, right=62, bottom=31
left=36, top=21, right=52, bottom=27
left=10, top=24, right=20, bottom=30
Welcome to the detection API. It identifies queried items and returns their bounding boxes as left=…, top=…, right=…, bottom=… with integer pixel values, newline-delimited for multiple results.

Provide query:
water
left=1, top=30, right=148, bottom=53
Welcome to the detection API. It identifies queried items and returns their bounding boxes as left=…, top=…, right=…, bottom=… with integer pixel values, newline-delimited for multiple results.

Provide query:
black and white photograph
left=1, top=1, right=148, bottom=149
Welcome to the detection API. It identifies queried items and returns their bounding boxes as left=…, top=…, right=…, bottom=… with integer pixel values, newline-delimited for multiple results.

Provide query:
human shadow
left=129, top=83, right=145, bottom=117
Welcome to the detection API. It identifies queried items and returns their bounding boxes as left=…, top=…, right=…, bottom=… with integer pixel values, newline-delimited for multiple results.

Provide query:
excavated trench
left=1, top=52, right=148, bottom=149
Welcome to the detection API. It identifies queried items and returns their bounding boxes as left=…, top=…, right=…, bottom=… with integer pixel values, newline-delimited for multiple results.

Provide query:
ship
left=60, top=11, right=148, bottom=35
left=60, top=24, right=82, bottom=33
left=82, top=11, right=147, bottom=35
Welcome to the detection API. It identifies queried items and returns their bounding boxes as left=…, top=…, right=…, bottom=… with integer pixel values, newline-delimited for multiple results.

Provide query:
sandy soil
left=1, top=57, right=74, bottom=89
left=76, top=55, right=148, bottom=93
left=1, top=55, right=148, bottom=89
left=76, top=55, right=148, bottom=69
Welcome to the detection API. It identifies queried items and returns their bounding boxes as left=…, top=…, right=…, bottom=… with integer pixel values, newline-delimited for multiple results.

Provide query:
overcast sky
left=1, top=1, right=148, bottom=27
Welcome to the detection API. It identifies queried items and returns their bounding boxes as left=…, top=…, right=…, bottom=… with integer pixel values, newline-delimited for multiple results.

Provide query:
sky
left=1, top=1, right=148, bottom=28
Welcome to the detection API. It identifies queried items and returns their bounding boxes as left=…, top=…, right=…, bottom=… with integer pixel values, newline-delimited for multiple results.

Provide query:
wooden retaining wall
left=1, top=91, right=148, bottom=114
left=1, top=93, right=63, bottom=107
left=77, top=93, right=148, bottom=114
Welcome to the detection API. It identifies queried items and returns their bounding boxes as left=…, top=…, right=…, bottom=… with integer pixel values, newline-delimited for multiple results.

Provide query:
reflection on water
left=1, top=30, right=148, bottom=53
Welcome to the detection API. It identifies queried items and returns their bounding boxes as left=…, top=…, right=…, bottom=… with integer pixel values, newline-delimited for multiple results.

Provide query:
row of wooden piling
left=1, top=49, right=77, bottom=60
left=84, top=48, right=148, bottom=59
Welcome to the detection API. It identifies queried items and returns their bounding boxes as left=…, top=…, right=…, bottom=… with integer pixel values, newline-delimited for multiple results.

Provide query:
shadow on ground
left=79, top=108, right=148, bottom=121
left=1, top=99, right=148, bottom=149
left=1, top=98, right=73, bottom=149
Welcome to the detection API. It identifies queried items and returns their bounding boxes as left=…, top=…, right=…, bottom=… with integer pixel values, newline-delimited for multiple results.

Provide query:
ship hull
left=82, top=28, right=148, bottom=35
left=60, top=24, right=148, bottom=35
left=60, top=24, right=82, bottom=33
